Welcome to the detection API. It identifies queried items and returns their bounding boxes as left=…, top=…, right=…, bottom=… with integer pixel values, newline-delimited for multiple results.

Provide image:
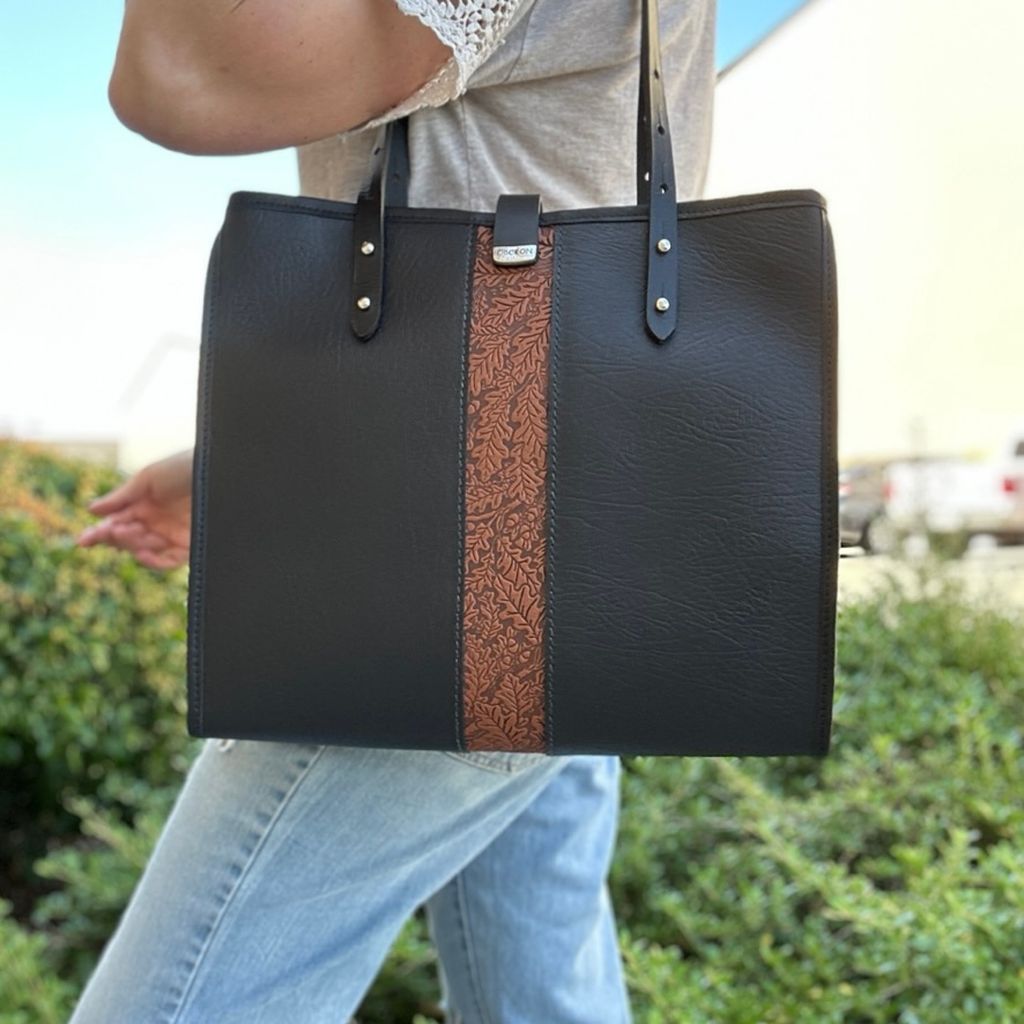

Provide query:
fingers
left=76, top=515, right=178, bottom=555
left=136, top=547, right=189, bottom=571
left=88, top=468, right=149, bottom=515
left=76, top=518, right=188, bottom=570
left=76, top=521, right=114, bottom=547
left=78, top=466, right=191, bottom=571
left=77, top=513, right=135, bottom=548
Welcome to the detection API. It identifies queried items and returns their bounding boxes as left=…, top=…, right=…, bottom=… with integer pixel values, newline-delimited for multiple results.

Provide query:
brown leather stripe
left=461, top=224, right=554, bottom=752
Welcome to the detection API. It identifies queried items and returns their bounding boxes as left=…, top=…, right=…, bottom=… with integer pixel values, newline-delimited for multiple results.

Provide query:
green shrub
left=1, top=441, right=1021, bottom=1023
left=612, top=567, right=1024, bottom=1023
left=0, top=899, right=75, bottom=1024
left=29, top=783, right=181, bottom=988
left=0, top=441, right=194, bottom=910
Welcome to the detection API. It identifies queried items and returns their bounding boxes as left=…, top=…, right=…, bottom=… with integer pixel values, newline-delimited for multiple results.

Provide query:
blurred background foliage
left=0, top=441, right=1021, bottom=1023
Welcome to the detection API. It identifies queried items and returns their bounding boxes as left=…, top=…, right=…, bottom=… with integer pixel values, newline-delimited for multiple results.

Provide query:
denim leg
left=69, top=738, right=570, bottom=1024
left=425, top=755, right=632, bottom=1024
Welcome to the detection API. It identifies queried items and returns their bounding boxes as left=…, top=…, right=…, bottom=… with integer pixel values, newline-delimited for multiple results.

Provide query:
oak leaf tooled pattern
left=462, top=224, right=554, bottom=752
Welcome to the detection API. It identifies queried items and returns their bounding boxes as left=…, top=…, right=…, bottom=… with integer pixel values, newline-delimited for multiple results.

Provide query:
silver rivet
left=356, top=296, right=372, bottom=310
left=656, top=238, right=672, bottom=253
left=655, top=296, right=670, bottom=312
left=360, top=241, right=375, bottom=255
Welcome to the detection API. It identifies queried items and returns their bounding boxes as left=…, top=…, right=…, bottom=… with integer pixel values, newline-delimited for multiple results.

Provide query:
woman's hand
left=77, top=448, right=194, bottom=571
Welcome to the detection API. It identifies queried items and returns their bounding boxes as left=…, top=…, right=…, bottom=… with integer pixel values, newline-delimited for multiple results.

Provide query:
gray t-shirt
left=297, top=0, right=715, bottom=212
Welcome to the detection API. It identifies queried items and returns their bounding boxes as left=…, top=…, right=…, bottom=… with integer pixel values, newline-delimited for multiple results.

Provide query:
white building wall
left=705, top=0, right=1024, bottom=461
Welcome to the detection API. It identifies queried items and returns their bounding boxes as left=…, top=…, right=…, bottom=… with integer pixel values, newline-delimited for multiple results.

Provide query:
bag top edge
left=225, top=188, right=828, bottom=226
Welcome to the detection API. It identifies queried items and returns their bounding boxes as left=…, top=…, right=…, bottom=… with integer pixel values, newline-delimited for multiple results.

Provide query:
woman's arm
left=108, top=0, right=452, bottom=155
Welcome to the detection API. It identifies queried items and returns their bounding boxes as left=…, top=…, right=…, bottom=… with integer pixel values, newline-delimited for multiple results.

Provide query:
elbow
left=107, top=46, right=240, bottom=156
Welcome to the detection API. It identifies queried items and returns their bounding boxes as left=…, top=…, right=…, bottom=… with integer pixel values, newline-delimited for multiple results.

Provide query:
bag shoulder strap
left=352, top=0, right=678, bottom=343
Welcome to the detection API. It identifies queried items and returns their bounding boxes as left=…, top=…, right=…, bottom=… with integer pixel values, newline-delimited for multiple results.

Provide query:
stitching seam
left=231, top=196, right=827, bottom=226
left=545, top=228, right=561, bottom=755
left=453, top=868, right=493, bottom=1024
left=499, top=1, right=538, bottom=84
left=188, top=234, right=221, bottom=737
left=455, top=227, right=475, bottom=753
left=167, top=746, right=327, bottom=1022
left=441, top=750, right=545, bottom=775
left=817, top=210, right=838, bottom=754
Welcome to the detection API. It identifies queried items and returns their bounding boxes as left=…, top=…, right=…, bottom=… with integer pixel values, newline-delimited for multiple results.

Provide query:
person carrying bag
left=74, top=0, right=835, bottom=1019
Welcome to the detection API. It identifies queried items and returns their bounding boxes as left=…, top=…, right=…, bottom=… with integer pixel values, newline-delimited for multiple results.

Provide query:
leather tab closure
left=492, top=194, right=542, bottom=266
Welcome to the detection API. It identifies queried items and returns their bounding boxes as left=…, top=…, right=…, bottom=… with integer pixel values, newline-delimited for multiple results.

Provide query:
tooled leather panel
left=461, top=224, right=554, bottom=752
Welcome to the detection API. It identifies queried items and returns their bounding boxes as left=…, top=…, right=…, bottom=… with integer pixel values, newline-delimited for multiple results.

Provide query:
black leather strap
left=388, top=116, right=410, bottom=207
left=636, top=0, right=678, bottom=342
left=349, top=118, right=410, bottom=340
left=350, top=136, right=387, bottom=340
left=352, top=0, right=677, bottom=342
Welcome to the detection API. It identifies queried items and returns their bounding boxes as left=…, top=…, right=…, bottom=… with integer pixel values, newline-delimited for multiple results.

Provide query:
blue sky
left=1, top=0, right=806, bottom=245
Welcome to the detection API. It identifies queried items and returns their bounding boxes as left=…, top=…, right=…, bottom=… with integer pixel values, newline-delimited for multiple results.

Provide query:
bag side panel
left=546, top=205, right=836, bottom=755
left=190, top=207, right=475, bottom=749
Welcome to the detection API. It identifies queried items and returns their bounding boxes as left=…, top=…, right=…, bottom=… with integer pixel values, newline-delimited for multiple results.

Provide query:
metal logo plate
left=492, top=244, right=538, bottom=266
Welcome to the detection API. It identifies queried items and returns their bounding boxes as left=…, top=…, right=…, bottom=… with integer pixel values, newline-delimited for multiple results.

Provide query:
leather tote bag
left=186, top=0, right=839, bottom=757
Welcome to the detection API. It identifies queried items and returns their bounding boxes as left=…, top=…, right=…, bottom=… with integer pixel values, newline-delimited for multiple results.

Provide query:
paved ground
left=838, top=542, right=1024, bottom=610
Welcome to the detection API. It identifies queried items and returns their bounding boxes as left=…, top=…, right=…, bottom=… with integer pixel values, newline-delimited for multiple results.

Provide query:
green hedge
left=1, top=441, right=1022, bottom=1023
left=612, top=570, right=1024, bottom=1022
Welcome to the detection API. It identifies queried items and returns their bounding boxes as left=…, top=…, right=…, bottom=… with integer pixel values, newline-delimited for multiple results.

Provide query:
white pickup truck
left=880, top=429, right=1024, bottom=554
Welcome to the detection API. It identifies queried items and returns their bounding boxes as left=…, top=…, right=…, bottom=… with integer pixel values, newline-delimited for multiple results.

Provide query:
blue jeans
left=69, top=739, right=632, bottom=1023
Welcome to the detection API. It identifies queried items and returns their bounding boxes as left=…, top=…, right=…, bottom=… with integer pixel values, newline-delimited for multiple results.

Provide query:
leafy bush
left=0, top=900, right=76, bottom=1024
left=1, top=441, right=1021, bottom=1023
left=0, top=441, right=194, bottom=912
left=612, top=567, right=1024, bottom=1023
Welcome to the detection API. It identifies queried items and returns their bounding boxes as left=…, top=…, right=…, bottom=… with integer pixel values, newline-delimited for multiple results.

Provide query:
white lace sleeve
left=346, top=0, right=531, bottom=134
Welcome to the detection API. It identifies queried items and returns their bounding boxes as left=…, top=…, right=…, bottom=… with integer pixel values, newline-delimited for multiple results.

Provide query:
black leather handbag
left=186, top=0, right=838, bottom=757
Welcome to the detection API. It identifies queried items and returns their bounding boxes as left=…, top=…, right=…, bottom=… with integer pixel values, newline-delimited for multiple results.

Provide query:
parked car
left=879, top=429, right=1024, bottom=556
left=838, top=462, right=889, bottom=551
